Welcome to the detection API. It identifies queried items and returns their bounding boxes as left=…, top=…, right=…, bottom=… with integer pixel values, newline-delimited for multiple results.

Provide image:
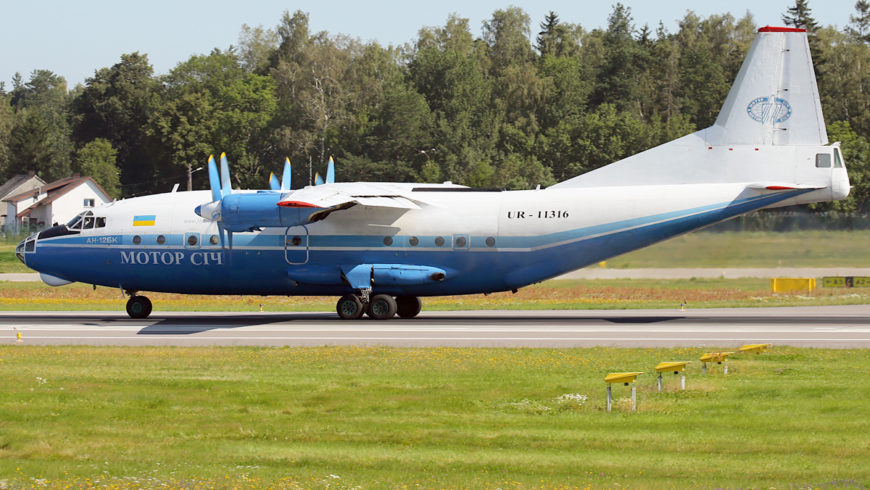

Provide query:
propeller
left=220, top=152, right=231, bottom=198
left=196, top=153, right=234, bottom=252
left=326, top=156, right=335, bottom=184
left=207, top=155, right=221, bottom=202
left=282, top=158, right=292, bottom=190
left=269, top=157, right=292, bottom=191
left=314, top=172, right=324, bottom=186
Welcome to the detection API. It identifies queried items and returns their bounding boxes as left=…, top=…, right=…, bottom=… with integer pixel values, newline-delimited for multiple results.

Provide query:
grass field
left=0, top=346, right=867, bottom=488
left=0, top=244, right=27, bottom=273
left=3, top=230, right=870, bottom=274
left=2, top=277, right=870, bottom=312
left=606, top=230, right=870, bottom=268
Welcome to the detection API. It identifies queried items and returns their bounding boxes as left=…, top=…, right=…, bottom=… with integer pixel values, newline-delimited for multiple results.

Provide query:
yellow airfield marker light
left=739, top=343, right=771, bottom=355
left=605, top=372, right=643, bottom=412
left=655, top=361, right=690, bottom=391
left=16, top=331, right=22, bottom=343
left=700, top=352, right=734, bottom=374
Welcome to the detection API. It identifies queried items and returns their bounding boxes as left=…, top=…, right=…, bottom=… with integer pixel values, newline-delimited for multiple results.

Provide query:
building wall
left=0, top=176, right=44, bottom=226
left=49, top=180, right=112, bottom=225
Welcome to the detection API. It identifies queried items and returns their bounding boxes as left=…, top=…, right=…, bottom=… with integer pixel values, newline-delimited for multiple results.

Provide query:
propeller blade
left=207, top=155, right=221, bottom=202
left=281, top=157, right=292, bottom=191
left=220, top=152, right=231, bottom=198
left=314, top=172, right=324, bottom=186
left=269, top=172, right=280, bottom=191
left=326, top=156, right=335, bottom=184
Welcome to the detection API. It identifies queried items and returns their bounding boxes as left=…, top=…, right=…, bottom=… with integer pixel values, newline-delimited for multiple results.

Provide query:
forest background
left=0, top=0, right=868, bottom=213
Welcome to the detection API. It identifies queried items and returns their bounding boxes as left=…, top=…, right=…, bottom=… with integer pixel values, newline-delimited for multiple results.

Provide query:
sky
left=0, top=0, right=861, bottom=89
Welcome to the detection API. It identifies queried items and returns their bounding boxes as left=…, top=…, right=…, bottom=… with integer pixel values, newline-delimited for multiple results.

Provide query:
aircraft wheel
left=366, top=294, right=397, bottom=320
left=126, top=295, right=152, bottom=319
left=395, top=295, right=422, bottom=318
left=336, top=294, right=365, bottom=320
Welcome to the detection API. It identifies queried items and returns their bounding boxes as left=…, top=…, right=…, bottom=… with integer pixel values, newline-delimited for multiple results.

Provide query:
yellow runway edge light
left=605, top=372, right=643, bottom=384
left=655, top=361, right=689, bottom=373
left=605, top=372, right=643, bottom=412
left=655, top=362, right=690, bottom=391
left=700, top=352, right=734, bottom=363
left=739, top=344, right=771, bottom=354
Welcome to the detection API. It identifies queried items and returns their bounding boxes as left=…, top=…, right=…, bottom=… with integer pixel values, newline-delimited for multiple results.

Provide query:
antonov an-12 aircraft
left=16, top=27, right=849, bottom=319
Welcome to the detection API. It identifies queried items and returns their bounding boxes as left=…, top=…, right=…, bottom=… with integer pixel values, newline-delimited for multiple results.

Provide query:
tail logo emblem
left=747, top=95, right=792, bottom=124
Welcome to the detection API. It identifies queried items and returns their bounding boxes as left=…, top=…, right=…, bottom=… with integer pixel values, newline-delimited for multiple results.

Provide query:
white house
left=0, top=172, right=46, bottom=226
left=4, top=175, right=112, bottom=229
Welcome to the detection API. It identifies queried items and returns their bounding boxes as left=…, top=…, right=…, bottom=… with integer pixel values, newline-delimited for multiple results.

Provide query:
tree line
left=0, top=1, right=868, bottom=212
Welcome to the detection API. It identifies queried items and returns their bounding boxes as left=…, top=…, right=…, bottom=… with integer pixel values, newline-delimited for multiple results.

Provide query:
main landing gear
left=336, top=294, right=422, bottom=320
left=124, top=292, right=153, bottom=319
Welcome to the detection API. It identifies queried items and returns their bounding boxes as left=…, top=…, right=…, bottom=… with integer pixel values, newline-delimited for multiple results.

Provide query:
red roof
left=758, top=26, right=806, bottom=33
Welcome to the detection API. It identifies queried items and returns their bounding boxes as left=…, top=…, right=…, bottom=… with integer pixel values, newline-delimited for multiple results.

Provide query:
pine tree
left=536, top=11, right=560, bottom=56
left=782, top=0, right=818, bottom=32
left=848, top=0, right=870, bottom=43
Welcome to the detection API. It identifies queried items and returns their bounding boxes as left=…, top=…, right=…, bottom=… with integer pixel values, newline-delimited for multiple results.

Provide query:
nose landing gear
left=335, top=294, right=421, bottom=320
left=125, top=294, right=153, bottom=319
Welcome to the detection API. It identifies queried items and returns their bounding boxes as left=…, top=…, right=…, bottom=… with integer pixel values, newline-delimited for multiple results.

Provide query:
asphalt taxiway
left=2, top=305, right=869, bottom=348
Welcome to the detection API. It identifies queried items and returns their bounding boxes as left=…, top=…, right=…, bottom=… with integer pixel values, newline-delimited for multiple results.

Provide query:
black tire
left=366, top=294, right=397, bottom=320
left=395, top=295, right=422, bottom=318
left=126, top=296, right=152, bottom=319
left=336, top=294, right=364, bottom=320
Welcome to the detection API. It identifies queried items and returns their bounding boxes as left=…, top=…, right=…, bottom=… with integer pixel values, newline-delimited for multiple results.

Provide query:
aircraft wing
left=277, top=183, right=435, bottom=222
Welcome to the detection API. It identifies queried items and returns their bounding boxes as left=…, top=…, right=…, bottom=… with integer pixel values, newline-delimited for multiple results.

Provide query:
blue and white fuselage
left=13, top=27, right=852, bottom=318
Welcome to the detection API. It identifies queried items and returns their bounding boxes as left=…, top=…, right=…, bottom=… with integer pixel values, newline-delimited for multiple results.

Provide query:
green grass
left=0, top=244, right=29, bottom=273
left=607, top=230, right=870, bottom=268
left=2, top=277, right=870, bottom=311
left=0, top=346, right=867, bottom=488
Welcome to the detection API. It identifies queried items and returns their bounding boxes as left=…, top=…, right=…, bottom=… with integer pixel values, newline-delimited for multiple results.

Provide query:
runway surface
left=2, top=305, right=869, bottom=348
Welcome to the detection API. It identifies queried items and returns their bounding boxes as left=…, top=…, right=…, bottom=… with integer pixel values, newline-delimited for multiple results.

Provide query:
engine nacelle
left=196, top=192, right=318, bottom=231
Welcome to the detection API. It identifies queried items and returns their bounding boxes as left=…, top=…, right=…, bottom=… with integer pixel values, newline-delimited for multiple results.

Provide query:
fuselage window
left=209, top=235, right=219, bottom=245
left=157, top=235, right=166, bottom=245
left=187, top=235, right=198, bottom=246
left=95, top=217, right=106, bottom=228
left=815, top=153, right=832, bottom=168
left=485, top=236, right=496, bottom=247
left=133, top=235, right=141, bottom=245
left=834, top=148, right=844, bottom=168
left=383, top=236, right=393, bottom=246
left=409, top=236, right=419, bottom=246
left=435, top=236, right=446, bottom=247
left=455, top=236, right=467, bottom=248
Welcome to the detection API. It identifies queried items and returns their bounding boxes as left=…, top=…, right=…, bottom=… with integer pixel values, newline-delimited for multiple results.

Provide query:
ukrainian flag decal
left=133, top=215, right=156, bottom=226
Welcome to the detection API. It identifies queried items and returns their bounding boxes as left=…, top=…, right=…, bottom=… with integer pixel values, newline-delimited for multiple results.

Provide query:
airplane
left=15, top=27, right=850, bottom=320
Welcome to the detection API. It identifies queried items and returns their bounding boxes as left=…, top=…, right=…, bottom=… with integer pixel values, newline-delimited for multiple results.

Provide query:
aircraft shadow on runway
left=132, top=314, right=686, bottom=335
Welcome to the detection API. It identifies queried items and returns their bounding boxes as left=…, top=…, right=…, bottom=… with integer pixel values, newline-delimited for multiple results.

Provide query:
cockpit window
left=67, top=211, right=96, bottom=230
left=95, top=217, right=106, bottom=228
left=67, top=214, right=83, bottom=229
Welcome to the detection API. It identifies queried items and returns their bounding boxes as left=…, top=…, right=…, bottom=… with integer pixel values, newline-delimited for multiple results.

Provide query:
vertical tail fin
left=552, top=26, right=840, bottom=192
left=706, top=26, right=827, bottom=146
